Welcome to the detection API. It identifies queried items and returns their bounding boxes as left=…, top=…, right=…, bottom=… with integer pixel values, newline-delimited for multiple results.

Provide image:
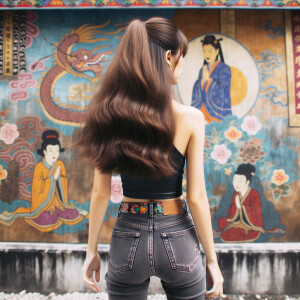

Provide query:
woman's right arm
left=185, top=108, right=224, bottom=298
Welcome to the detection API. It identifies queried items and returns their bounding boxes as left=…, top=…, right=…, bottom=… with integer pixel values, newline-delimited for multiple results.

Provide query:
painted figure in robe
left=217, top=164, right=284, bottom=242
left=0, top=130, right=88, bottom=231
left=191, top=35, right=232, bottom=123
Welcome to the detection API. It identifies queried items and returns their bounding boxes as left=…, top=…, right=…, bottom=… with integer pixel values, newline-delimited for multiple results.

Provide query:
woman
left=191, top=35, right=232, bottom=123
left=74, top=17, right=223, bottom=299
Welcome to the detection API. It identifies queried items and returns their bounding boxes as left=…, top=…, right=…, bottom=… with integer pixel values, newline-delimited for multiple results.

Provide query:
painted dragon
left=36, top=21, right=124, bottom=127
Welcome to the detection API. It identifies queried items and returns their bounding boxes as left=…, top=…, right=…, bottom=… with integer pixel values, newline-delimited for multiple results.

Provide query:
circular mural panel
left=177, top=33, right=260, bottom=119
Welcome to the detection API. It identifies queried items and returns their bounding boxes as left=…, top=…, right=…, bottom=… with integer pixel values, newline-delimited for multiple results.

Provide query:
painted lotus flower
left=211, top=144, right=232, bottom=164
left=110, top=176, right=123, bottom=203
left=271, top=169, right=289, bottom=185
left=0, top=165, right=8, bottom=182
left=224, top=127, right=242, bottom=142
left=241, top=115, right=262, bottom=135
left=239, top=139, right=265, bottom=164
left=0, top=123, right=20, bottom=144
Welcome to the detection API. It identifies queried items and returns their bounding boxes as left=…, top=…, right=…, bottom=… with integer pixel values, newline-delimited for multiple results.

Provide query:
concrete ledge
left=1, top=242, right=299, bottom=253
left=0, top=242, right=110, bottom=253
left=0, top=242, right=299, bottom=295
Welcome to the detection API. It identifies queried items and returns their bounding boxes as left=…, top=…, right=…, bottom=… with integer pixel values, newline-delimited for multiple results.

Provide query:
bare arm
left=185, top=108, right=223, bottom=297
left=87, top=168, right=112, bottom=254
left=186, top=109, right=216, bottom=262
left=81, top=168, right=112, bottom=293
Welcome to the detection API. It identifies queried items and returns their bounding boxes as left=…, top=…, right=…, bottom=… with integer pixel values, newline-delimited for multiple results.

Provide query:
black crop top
left=120, top=145, right=185, bottom=199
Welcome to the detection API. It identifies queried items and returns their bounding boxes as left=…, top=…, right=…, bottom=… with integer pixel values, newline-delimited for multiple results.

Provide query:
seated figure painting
left=215, top=164, right=285, bottom=243
left=0, top=129, right=88, bottom=232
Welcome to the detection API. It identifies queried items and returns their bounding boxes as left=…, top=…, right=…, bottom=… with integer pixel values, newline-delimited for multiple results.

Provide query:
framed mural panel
left=0, top=9, right=299, bottom=244
left=0, top=11, right=27, bottom=80
left=286, top=11, right=300, bottom=127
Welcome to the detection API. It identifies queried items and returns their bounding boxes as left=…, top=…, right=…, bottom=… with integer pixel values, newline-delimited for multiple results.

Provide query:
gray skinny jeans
left=105, top=201, right=206, bottom=299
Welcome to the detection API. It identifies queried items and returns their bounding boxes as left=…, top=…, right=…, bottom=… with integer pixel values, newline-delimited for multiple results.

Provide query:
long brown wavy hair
left=72, top=17, right=187, bottom=179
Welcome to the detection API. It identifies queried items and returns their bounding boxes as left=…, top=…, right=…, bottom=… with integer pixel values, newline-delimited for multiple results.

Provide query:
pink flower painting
left=110, top=176, right=123, bottom=203
left=0, top=123, right=20, bottom=145
left=241, top=116, right=262, bottom=135
left=211, top=144, right=232, bottom=164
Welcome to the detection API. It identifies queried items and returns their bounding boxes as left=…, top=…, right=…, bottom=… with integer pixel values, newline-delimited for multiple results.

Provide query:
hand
left=54, top=165, right=61, bottom=181
left=81, top=252, right=101, bottom=292
left=205, top=260, right=224, bottom=299
left=235, top=195, right=241, bottom=210
left=202, top=65, right=210, bottom=82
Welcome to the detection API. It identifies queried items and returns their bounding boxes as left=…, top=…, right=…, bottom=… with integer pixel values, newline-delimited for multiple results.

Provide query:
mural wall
left=0, top=10, right=299, bottom=244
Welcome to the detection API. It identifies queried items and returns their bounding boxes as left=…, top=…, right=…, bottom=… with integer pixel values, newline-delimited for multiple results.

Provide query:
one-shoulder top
left=120, top=145, right=185, bottom=199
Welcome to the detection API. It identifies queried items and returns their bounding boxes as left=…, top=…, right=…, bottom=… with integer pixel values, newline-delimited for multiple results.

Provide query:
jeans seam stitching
left=154, top=215, right=192, bottom=229
left=162, top=238, right=177, bottom=269
left=116, top=218, right=149, bottom=230
left=116, top=214, right=192, bottom=231
left=161, top=226, right=195, bottom=237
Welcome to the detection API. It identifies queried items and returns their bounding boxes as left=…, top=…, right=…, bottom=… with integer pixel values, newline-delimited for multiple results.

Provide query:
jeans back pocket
left=109, top=229, right=141, bottom=272
left=161, top=226, right=200, bottom=272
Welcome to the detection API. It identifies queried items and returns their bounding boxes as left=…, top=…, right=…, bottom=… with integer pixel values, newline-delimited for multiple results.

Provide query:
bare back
left=92, top=99, right=206, bottom=204
left=122, top=100, right=203, bottom=203
left=172, top=100, right=192, bottom=158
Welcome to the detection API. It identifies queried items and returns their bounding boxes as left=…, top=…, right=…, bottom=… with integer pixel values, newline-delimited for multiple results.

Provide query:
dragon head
left=69, top=46, right=113, bottom=79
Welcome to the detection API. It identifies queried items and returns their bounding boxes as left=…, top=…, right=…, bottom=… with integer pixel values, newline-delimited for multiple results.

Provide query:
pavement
left=0, top=291, right=299, bottom=300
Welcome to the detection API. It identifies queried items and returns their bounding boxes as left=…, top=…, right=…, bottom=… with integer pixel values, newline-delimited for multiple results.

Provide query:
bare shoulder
left=176, top=102, right=205, bottom=131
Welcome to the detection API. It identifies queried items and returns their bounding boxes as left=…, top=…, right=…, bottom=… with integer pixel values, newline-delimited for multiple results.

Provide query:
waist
left=119, top=197, right=187, bottom=216
left=123, top=196, right=182, bottom=203
left=120, top=170, right=184, bottom=201
left=122, top=190, right=182, bottom=200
